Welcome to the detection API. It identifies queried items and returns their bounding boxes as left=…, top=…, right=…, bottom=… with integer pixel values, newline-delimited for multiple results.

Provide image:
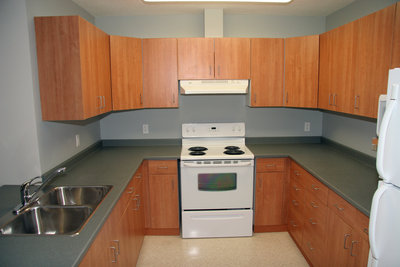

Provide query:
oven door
left=180, top=160, right=254, bottom=210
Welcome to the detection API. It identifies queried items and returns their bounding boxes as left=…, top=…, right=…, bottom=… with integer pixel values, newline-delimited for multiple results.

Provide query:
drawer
left=288, top=211, right=303, bottom=246
left=290, top=161, right=307, bottom=184
left=302, top=172, right=329, bottom=205
left=289, top=179, right=305, bottom=203
left=256, top=158, right=286, bottom=172
left=288, top=193, right=304, bottom=217
left=304, top=190, right=328, bottom=223
left=302, top=234, right=326, bottom=267
left=148, top=160, right=178, bottom=175
left=328, top=190, right=369, bottom=239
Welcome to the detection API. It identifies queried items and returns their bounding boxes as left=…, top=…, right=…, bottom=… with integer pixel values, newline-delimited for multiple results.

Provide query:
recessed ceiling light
left=144, top=0, right=291, bottom=2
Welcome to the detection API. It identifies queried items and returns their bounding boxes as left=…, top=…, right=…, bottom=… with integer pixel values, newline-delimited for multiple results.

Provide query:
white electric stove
left=180, top=122, right=254, bottom=238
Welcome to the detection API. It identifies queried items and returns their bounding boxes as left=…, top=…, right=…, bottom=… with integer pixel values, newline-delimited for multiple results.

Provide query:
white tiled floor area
left=137, top=232, right=309, bottom=267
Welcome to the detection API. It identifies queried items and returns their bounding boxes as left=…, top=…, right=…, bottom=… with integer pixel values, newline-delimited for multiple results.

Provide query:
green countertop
left=0, top=142, right=378, bottom=267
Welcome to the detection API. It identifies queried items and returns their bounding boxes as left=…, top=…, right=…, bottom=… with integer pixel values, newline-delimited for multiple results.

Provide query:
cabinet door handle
left=218, top=66, right=220, bottom=76
left=172, top=93, right=175, bottom=104
left=334, top=204, right=344, bottom=211
left=306, top=242, right=315, bottom=251
left=140, top=93, right=143, bottom=105
left=102, top=96, right=106, bottom=109
left=311, top=184, right=320, bottom=191
left=329, top=94, right=331, bottom=105
left=254, top=93, right=257, bottom=103
left=309, top=218, right=317, bottom=225
left=110, top=246, right=117, bottom=263
left=354, top=95, right=360, bottom=110
left=133, top=195, right=140, bottom=210
left=310, top=201, right=319, bottom=208
left=97, top=96, right=102, bottom=109
left=350, top=241, right=359, bottom=256
left=343, top=234, right=351, bottom=249
left=333, top=94, right=337, bottom=106
left=209, top=66, right=212, bottom=76
left=286, top=92, right=289, bottom=104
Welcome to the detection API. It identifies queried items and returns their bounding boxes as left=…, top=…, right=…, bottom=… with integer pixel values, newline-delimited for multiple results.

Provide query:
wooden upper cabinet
left=391, top=3, right=400, bottom=68
left=34, top=16, right=111, bottom=121
left=353, top=4, right=395, bottom=118
left=250, top=38, right=284, bottom=107
left=178, top=38, right=215, bottom=79
left=215, top=38, right=251, bottom=79
left=284, top=35, right=319, bottom=108
left=142, top=38, right=178, bottom=108
left=110, top=36, right=143, bottom=111
left=319, top=22, right=356, bottom=114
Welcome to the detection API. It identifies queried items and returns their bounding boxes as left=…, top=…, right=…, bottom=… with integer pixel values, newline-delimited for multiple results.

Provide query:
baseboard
left=254, top=225, right=288, bottom=233
left=145, top=228, right=180, bottom=235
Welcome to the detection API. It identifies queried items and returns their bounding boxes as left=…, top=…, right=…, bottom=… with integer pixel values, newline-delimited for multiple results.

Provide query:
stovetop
left=181, top=122, right=254, bottom=161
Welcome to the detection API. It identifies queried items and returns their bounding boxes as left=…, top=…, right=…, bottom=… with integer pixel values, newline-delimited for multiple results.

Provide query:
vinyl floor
left=137, top=232, right=309, bottom=267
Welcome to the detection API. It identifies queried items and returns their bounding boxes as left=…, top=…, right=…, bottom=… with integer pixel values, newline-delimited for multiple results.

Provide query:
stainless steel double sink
left=0, top=185, right=112, bottom=236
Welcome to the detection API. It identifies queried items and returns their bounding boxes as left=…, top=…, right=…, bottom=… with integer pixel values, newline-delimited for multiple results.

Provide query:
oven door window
left=198, top=173, right=237, bottom=191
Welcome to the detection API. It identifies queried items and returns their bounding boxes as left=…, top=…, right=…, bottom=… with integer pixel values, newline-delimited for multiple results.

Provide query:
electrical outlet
left=143, top=124, right=149, bottom=134
left=75, top=134, right=80, bottom=147
left=304, top=122, right=311, bottom=132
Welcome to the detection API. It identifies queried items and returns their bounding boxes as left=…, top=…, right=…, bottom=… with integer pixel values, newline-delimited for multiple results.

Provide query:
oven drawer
left=182, top=210, right=253, bottom=238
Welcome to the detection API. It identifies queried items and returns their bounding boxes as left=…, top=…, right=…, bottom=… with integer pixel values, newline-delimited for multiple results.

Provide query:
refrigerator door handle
left=369, top=184, right=387, bottom=259
left=376, top=97, right=395, bottom=178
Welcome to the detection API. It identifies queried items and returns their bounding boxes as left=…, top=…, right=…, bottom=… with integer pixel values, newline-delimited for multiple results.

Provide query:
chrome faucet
left=14, top=167, right=67, bottom=214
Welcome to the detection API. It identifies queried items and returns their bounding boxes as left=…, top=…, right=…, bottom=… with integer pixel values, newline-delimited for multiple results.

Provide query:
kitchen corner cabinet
left=110, top=35, right=143, bottom=111
left=250, top=38, right=284, bottom=107
left=284, top=35, right=319, bottom=108
left=391, top=3, right=400, bottom=68
left=145, top=160, right=180, bottom=235
left=34, top=16, right=111, bottom=121
left=143, top=38, right=178, bottom=108
left=80, top=164, right=145, bottom=267
left=177, top=38, right=215, bottom=79
left=319, top=4, right=395, bottom=118
left=254, top=158, right=288, bottom=232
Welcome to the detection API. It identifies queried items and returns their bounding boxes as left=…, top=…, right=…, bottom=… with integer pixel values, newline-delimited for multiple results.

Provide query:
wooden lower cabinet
left=145, top=160, right=180, bottom=235
left=254, top=158, right=288, bottom=232
left=80, top=164, right=145, bottom=267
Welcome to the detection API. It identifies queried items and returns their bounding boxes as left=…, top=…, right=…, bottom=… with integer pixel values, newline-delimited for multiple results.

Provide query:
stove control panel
left=182, top=123, right=245, bottom=138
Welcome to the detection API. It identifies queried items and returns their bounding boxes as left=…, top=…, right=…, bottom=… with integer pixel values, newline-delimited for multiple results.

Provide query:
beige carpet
left=137, top=232, right=309, bottom=267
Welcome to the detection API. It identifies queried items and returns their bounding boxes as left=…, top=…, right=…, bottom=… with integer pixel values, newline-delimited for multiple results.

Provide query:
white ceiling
left=72, top=0, right=355, bottom=17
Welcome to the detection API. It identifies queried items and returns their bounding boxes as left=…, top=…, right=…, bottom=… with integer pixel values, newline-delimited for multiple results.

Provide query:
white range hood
left=180, top=80, right=249, bottom=95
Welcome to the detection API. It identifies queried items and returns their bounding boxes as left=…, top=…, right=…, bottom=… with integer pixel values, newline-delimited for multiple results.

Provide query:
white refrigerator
left=369, top=68, right=400, bottom=267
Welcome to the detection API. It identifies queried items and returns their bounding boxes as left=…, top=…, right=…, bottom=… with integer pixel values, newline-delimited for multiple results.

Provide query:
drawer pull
left=310, top=201, right=319, bottom=208
left=343, top=234, right=351, bottom=249
left=127, top=187, right=134, bottom=194
left=306, top=242, right=315, bottom=251
left=350, top=241, right=359, bottom=256
left=290, top=220, right=297, bottom=227
left=334, top=204, right=345, bottom=211
left=266, top=164, right=276, bottom=168
left=309, top=218, right=317, bottom=225
left=311, top=184, right=320, bottom=191
left=158, top=166, right=169, bottom=169
left=293, top=186, right=301, bottom=191
left=292, top=200, right=299, bottom=206
left=135, top=174, right=142, bottom=179
left=294, top=171, right=301, bottom=176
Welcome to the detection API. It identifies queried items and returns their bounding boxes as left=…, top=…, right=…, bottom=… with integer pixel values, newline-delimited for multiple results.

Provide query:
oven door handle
left=182, top=161, right=253, bottom=168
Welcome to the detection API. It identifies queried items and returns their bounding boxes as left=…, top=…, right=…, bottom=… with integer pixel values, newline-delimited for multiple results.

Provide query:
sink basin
left=34, top=185, right=113, bottom=209
left=0, top=206, right=92, bottom=235
left=0, top=185, right=113, bottom=235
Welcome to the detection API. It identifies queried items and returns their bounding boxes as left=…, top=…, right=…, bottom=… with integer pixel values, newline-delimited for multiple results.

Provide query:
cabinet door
left=319, top=23, right=356, bottom=114
left=148, top=174, right=179, bottom=230
left=178, top=38, right=214, bottom=79
left=326, top=210, right=353, bottom=267
left=214, top=38, right=250, bottom=79
left=284, top=35, right=319, bottom=108
left=110, top=35, right=143, bottom=111
left=352, top=4, right=395, bottom=118
left=143, top=38, right=178, bottom=108
left=255, top=172, right=286, bottom=226
left=133, top=178, right=145, bottom=258
left=79, top=17, right=112, bottom=117
left=250, top=38, right=284, bottom=107
left=392, top=3, right=400, bottom=68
